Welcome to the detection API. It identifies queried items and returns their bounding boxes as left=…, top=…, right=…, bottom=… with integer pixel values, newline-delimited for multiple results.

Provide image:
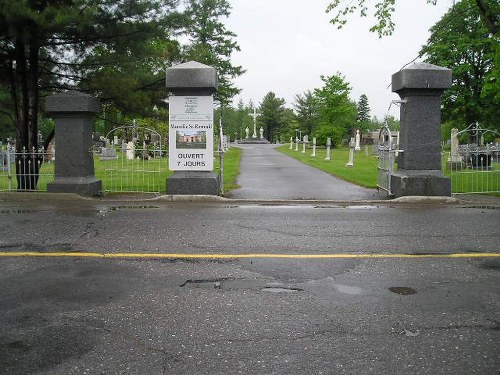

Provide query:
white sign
left=169, top=96, right=214, bottom=171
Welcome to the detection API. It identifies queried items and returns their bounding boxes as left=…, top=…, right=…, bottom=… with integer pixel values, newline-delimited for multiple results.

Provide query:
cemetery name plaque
left=168, top=96, right=214, bottom=171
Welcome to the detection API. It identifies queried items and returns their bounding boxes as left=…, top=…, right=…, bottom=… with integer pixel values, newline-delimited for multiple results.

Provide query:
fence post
left=45, top=90, right=102, bottom=196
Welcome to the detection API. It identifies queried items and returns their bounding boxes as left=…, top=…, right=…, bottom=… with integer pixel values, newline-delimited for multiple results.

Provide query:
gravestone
left=126, top=141, right=135, bottom=160
left=290, top=137, right=293, bottom=149
left=45, top=91, right=101, bottom=196
left=100, top=147, right=118, bottom=161
left=325, top=138, right=331, bottom=160
left=390, top=62, right=452, bottom=197
left=447, top=128, right=463, bottom=169
left=311, top=137, right=316, bottom=157
left=355, top=130, right=361, bottom=151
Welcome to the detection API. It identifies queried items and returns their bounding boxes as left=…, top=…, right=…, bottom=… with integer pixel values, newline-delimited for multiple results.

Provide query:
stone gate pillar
left=166, top=61, right=219, bottom=195
left=390, top=62, right=452, bottom=197
left=46, top=91, right=102, bottom=196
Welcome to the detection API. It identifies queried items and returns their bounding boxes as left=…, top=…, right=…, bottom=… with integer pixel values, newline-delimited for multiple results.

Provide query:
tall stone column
left=46, top=91, right=102, bottom=196
left=166, top=61, right=219, bottom=195
left=390, top=63, right=452, bottom=197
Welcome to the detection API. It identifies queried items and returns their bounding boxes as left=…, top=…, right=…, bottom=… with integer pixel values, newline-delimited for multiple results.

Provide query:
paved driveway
left=228, top=144, right=383, bottom=200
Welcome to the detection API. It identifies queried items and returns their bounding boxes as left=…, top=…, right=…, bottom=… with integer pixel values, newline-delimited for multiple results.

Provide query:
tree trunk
left=475, top=0, right=499, bottom=36
left=13, top=31, right=41, bottom=191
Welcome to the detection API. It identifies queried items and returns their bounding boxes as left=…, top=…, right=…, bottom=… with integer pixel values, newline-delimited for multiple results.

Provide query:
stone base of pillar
left=390, top=170, right=451, bottom=197
left=47, top=176, right=102, bottom=196
left=167, top=171, right=219, bottom=195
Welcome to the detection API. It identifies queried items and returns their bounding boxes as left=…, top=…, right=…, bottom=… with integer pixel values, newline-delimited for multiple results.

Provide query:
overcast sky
left=224, top=0, right=455, bottom=120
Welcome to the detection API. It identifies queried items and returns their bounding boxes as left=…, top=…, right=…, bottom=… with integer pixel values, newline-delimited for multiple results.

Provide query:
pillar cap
left=392, top=62, right=452, bottom=93
left=166, top=61, right=218, bottom=93
left=45, top=90, right=100, bottom=114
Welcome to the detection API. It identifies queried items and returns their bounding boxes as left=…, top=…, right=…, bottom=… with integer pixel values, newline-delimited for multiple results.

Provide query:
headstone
left=355, top=130, right=361, bottom=151
left=100, top=147, right=118, bottom=161
left=325, top=138, right=331, bottom=160
left=45, top=90, right=101, bottom=196
left=126, top=141, right=135, bottom=160
left=447, top=128, right=463, bottom=169
left=290, top=136, right=293, bottom=149
left=259, top=127, right=264, bottom=139
left=390, top=62, right=452, bottom=197
left=346, top=146, right=354, bottom=167
left=312, top=137, right=316, bottom=157
left=295, top=137, right=299, bottom=151
left=302, top=136, right=306, bottom=153
left=245, top=127, right=249, bottom=139
left=114, top=135, right=119, bottom=145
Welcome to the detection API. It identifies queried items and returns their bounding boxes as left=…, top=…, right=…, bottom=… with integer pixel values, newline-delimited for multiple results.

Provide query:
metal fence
left=377, top=125, right=399, bottom=195
left=447, top=144, right=500, bottom=194
left=0, top=144, right=54, bottom=192
left=100, top=126, right=164, bottom=195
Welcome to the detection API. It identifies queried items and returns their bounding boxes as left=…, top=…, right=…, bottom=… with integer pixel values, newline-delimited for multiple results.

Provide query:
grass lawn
left=277, top=144, right=379, bottom=188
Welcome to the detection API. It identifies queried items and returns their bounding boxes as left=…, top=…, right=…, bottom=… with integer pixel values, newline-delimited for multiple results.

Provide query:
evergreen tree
left=0, top=0, right=181, bottom=189
left=356, top=94, right=371, bottom=132
left=293, top=90, right=318, bottom=137
left=182, top=0, right=245, bottom=105
left=258, top=92, right=286, bottom=142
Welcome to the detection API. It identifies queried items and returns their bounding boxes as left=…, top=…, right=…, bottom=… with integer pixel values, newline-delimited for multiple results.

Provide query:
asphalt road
left=0, top=194, right=499, bottom=374
left=228, top=144, right=380, bottom=200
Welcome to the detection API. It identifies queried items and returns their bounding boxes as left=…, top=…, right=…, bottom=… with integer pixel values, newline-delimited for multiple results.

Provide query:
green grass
left=220, top=147, right=242, bottom=195
left=277, top=144, right=379, bottom=188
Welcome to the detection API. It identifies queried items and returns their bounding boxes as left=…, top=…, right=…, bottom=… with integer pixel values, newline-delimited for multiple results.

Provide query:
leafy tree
left=293, top=90, right=318, bottom=137
left=420, top=0, right=499, bottom=131
left=313, top=74, right=357, bottom=146
left=326, top=0, right=499, bottom=37
left=182, top=0, right=245, bottom=105
left=356, top=94, right=371, bottom=132
left=258, top=92, right=286, bottom=142
left=0, top=0, right=181, bottom=189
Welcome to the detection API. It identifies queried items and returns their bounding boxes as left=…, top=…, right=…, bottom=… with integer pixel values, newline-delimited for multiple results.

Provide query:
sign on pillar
left=165, top=61, right=219, bottom=195
left=168, top=96, right=214, bottom=171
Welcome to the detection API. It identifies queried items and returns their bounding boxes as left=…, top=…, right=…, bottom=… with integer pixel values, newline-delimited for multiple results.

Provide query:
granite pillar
left=45, top=91, right=102, bottom=196
left=390, top=63, right=452, bottom=197
left=166, top=61, right=219, bottom=195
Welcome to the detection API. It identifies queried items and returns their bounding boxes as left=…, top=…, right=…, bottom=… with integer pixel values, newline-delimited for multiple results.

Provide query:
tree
left=326, top=0, right=500, bottom=37
left=258, top=92, right=286, bottom=142
left=420, top=0, right=499, bottom=131
left=293, top=90, right=318, bottom=136
left=182, top=0, right=245, bottom=105
left=313, top=74, right=357, bottom=146
left=356, top=94, right=371, bottom=132
left=0, top=0, right=181, bottom=189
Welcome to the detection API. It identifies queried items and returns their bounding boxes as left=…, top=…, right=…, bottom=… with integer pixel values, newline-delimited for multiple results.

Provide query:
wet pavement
left=0, top=193, right=499, bottom=374
left=228, top=144, right=381, bottom=200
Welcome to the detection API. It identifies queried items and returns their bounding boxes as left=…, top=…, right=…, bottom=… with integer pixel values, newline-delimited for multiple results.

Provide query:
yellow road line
left=0, top=252, right=499, bottom=259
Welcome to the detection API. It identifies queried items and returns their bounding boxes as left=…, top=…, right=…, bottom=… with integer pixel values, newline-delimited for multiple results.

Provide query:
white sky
left=224, top=0, right=455, bottom=119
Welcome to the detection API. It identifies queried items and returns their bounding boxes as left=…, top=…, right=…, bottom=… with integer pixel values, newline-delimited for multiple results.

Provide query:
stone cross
left=248, top=107, right=260, bottom=139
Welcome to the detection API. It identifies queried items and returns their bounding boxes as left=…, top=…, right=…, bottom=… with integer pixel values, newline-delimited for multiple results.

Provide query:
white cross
left=248, top=107, right=261, bottom=138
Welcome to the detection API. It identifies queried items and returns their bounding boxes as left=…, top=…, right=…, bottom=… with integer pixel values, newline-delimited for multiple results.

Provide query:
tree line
left=1, top=0, right=497, bottom=156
